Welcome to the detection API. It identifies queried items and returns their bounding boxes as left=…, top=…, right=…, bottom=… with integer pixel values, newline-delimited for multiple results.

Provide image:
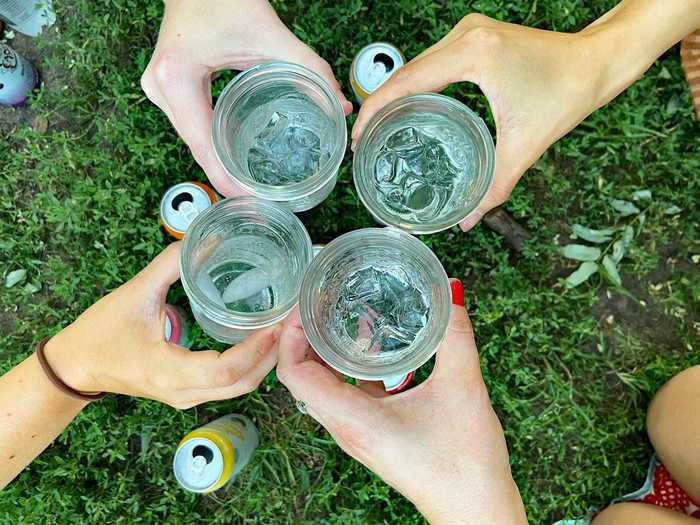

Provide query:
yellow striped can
left=173, top=414, right=259, bottom=493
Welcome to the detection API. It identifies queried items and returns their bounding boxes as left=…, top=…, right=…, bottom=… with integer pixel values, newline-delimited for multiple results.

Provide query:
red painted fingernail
left=450, top=278, right=464, bottom=306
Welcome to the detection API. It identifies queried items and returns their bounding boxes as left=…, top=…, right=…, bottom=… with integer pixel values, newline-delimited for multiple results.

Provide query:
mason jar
left=299, top=227, right=451, bottom=382
left=212, top=62, right=347, bottom=212
left=181, top=197, right=313, bottom=343
left=353, top=93, right=495, bottom=234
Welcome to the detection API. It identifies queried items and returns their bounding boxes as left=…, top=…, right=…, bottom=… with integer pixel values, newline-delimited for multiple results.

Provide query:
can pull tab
left=190, top=444, right=214, bottom=477
left=177, top=200, right=200, bottom=223
left=191, top=455, right=207, bottom=476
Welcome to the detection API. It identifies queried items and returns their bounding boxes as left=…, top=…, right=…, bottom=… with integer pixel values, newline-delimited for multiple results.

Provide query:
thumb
left=276, top=308, right=375, bottom=425
left=153, top=62, right=246, bottom=197
left=431, top=280, right=482, bottom=382
left=458, top=137, right=524, bottom=232
left=289, top=45, right=353, bottom=116
left=131, top=242, right=182, bottom=301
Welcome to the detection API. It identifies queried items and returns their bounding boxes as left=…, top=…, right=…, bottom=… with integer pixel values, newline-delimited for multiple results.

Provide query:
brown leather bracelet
left=35, top=338, right=107, bottom=401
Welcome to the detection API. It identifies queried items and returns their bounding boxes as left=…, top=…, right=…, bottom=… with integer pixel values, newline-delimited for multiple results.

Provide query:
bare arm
left=583, top=0, right=700, bottom=105
left=0, top=354, right=87, bottom=488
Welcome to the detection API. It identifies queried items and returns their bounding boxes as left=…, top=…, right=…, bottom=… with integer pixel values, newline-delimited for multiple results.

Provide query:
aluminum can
left=0, top=43, right=38, bottom=106
left=160, top=181, right=218, bottom=240
left=173, top=414, right=259, bottom=494
left=164, top=304, right=191, bottom=348
left=350, top=42, right=405, bottom=104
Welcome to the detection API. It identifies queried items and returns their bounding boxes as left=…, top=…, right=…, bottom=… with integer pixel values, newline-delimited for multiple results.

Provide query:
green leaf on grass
left=610, top=199, right=640, bottom=217
left=5, top=269, right=27, bottom=288
left=664, top=205, right=682, bottom=215
left=562, top=244, right=601, bottom=261
left=24, top=282, right=41, bottom=294
left=611, top=241, right=625, bottom=263
left=666, top=95, right=681, bottom=117
left=632, top=190, right=652, bottom=201
left=601, top=255, right=622, bottom=287
left=565, top=261, right=598, bottom=288
left=621, top=225, right=634, bottom=247
left=571, top=224, right=614, bottom=243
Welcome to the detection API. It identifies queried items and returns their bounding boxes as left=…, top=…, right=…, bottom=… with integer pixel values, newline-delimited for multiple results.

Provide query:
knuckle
left=464, top=25, right=502, bottom=49
left=140, top=71, right=156, bottom=99
left=237, top=375, right=259, bottom=394
left=217, top=366, right=240, bottom=387
left=149, top=369, right=173, bottom=394
left=149, top=52, right=182, bottom=90
left=491, top=187, right=512, bottom=206
left=456, top=12, right=489, bottom=31
left=275, top=366, right=291, bottom=386
left=388, top=66, right=411, bottom=89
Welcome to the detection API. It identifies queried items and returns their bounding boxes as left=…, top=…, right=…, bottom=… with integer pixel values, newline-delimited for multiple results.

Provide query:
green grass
left=1, top=0, right=699, bottom=523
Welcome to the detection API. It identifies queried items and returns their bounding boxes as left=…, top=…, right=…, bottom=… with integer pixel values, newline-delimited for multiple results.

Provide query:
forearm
left=0, top=352, right=87, bottom=488
left=582, top=0, right=700, bottom=107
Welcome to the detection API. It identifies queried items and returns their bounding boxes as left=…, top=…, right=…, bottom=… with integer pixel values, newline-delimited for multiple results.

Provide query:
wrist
left=43, top=331, right=99, bottom=394
left=413, top=473, right=527, bottom=525
left=577, top=25, right=656, bottom=110
left=577, top=1, right=700, bottom=110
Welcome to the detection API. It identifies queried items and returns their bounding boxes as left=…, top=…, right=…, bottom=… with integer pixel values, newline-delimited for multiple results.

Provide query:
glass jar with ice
left=181, top=197, right=313, bottom=343
left=212, top=62, right=347, bottom=212
left=353, top=93, right=495, bottom=234
left=298, top=227, right=451, bottom=382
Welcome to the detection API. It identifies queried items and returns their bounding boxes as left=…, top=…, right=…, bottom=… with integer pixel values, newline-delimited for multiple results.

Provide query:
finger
left=430, top=299, right=482, bottom=383
left=174, top=339, right=280, bottom=405
left=131, top=242, right=182, bottom=301
left=276, top=308, right=375, bottom=424
left=307, top=347, right=345, bottom=380
left=156, top=64, right=247, bottom=197
left=287, top=45, right=353, bottom=115
left=356, top=379, right=389, bottom=398
left=351, top=42, right=467, bottom=147
left=458, top=138, right=525, bottom=232
left=163, top=324, right=281, bottom=391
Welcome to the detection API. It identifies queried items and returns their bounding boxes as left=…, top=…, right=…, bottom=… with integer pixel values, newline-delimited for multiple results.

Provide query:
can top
left=352, top=43, right=405, bottom=95
left=173, top=437, right=224, bottom=493
left=160, top=182, right=217, bottom=239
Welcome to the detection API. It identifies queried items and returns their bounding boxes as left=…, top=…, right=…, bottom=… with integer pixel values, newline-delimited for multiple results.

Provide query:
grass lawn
left=1, top=0, right=698, bottom=523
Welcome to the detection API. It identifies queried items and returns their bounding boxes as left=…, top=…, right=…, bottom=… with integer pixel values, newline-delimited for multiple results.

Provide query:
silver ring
left=295, top=400, right=307, bottom=414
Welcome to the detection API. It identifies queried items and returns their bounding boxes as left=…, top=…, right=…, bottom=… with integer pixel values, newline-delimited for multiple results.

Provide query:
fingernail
left=449, top=278, right=464, bottom=306
left=459, top=211, right=483, bottom=232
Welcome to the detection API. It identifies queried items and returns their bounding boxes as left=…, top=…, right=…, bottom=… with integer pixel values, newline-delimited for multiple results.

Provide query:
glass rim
left=181, top=196, right=313, bottom=328
left=352, top=93, right=495, bottom=234
left=211, top=62, right=348, bottom=201
left=299, top=227, right=451, bottom=380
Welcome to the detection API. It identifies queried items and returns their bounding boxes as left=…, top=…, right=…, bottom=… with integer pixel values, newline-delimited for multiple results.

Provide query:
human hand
left=276, top=280, right=527, bottom=525
left=351, top=13, right=629, bottom=232
left=141, top=0, right=352, bottom=197
left=44, top=243, right=280, bottom=409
